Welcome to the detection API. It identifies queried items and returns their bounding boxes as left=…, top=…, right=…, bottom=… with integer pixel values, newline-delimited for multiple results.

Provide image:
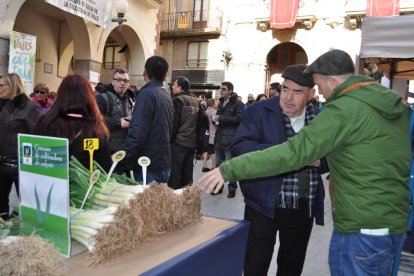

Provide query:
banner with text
left=18, top=134, right=70, bottom=256
left=45, top=0, right=112, bottom=27
left=9, top=31, right=36, bottom=94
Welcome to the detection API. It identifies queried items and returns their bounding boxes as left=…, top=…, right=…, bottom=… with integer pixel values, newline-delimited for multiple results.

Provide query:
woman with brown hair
left=0, top=73, right=40, bottom=220
left=34, top=74, right=111, bottom=172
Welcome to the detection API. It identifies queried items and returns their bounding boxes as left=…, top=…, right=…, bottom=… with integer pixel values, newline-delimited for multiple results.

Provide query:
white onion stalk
left=90, top=182, right=147, bottom=208
left=70, top=207, right=116, bottom=251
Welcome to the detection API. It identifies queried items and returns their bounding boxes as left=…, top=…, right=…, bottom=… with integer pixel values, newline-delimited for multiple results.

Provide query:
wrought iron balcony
left=161, top=9, right=223, bottom=38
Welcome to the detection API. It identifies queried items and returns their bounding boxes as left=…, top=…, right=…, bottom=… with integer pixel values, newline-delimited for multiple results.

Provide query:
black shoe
left=202, top=167, right=211, bottom=172
left=227, top=190, right=236, bottom=198
left=211, top=187, right=223, bottom=195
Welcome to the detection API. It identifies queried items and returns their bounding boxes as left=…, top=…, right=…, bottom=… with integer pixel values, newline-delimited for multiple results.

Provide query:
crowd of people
left=0, top=49, right=412, bottom=276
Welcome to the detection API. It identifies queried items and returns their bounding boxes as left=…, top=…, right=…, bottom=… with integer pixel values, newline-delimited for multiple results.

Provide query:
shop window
left=187, top=41, right=208, bottom=68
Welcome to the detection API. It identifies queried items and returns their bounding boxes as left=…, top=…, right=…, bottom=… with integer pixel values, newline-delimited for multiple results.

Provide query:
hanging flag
left=366, top=0, right=400, bottom=16
left=270, top=0, right=300, bottom=29
left=178, top=12, right=189, bottom=29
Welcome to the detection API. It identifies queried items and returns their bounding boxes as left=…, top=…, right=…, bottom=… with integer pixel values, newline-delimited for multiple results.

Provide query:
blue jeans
left=329, top=230, right=405, bottom=276
left=215, top=147, right=237, bottom=192
left=133, top=169, right=171, bottom=184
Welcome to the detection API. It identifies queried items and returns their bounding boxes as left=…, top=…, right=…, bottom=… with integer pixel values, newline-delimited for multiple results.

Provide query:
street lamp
left=112, top=0, right=128, bottom=26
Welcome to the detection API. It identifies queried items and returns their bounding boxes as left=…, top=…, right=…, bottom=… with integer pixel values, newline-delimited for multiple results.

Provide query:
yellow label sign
left=84, top=138, right=99, bottom=172
left=83, top=138, right=99, bottom=150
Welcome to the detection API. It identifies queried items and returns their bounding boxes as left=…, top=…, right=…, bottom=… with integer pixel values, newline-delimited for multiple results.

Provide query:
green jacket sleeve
left=220, top=105, right=347, bottom=182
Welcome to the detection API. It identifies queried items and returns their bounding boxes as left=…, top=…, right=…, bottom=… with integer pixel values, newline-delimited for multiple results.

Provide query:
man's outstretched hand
left=198, top=167, right=225, bottom=194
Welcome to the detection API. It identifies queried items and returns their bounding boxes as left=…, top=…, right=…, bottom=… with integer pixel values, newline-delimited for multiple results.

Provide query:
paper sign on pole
left=18, top=134, right=71, bottom=257
left=8, top=31, right=36, bottom=94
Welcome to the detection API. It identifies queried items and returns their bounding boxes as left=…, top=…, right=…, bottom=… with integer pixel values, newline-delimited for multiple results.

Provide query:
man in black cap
left=200, top=49, right=410, bottom=276
left=230, top=64, right=327, bottom=276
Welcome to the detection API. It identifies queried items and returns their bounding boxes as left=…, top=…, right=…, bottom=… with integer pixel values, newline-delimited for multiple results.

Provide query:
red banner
left=270, top=0, right=300, bottom=29
left=366, top=0, right=400, bottom=16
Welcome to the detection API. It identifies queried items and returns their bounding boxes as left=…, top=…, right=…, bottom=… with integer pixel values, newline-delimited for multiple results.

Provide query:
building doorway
left=265, top=42, right=308, bottom=95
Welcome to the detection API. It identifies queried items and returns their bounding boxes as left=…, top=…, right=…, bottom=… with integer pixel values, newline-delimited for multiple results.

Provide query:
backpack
left=100, top=91, right=115, bottom=115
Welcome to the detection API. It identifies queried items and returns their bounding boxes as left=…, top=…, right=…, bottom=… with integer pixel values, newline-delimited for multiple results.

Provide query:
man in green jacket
left=199, top=49, right=410, bottom=275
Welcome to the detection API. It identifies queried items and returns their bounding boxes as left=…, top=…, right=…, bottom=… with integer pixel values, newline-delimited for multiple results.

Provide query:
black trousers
left=244, top=199, right=314, bottom=276
left=0, top=165, right=18, bottom=220
left=168, top=143, right=195, bottom=190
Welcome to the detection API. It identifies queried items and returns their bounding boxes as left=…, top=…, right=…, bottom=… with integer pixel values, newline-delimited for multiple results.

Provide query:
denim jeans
left=215, top=147, right=237, bottom=192
left=133, top=169, right=171, bottom=184
left=329, top=230, right=406, bottom=276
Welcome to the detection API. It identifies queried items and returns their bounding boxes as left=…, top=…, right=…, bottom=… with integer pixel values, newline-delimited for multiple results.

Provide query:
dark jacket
left=231, top=97, right=327, bottom=225
left=214, top=93, right=244, bottom=149
left=171, top=91, right=199, bottom=149
left=70, top=134, right=112, bottom=172
left=96, top=85, right=135, bottom=152
left=0, top=93, right=40, bottom=160
left=120, top=80, right=173, bottom=172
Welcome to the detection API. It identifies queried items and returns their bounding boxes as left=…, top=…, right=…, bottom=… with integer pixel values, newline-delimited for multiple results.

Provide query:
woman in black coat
left=0, top=73, right=40, bottom=220
left=34, top=74, right=112, bottom=174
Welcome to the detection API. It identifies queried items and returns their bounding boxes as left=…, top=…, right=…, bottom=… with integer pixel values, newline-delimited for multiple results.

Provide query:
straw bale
left=0, top=235, right=67, bottom=276
left=87, top=183, right=201, bottom=266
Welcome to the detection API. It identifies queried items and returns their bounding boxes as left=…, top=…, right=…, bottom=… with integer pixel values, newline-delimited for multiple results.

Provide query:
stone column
left=72, top=59, right=102, bottom=83
left=0, top=37, right=10, bottom=74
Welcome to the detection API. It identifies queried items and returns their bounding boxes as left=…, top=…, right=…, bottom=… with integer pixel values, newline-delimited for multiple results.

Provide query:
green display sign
left=18, top=134, right=70, bottom=256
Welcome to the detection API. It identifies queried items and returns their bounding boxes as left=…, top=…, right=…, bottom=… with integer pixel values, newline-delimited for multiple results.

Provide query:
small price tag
left=105, top=150, right=126, bottom=183
left=112, top=150, right=126, bottom=162
left=83, top=138, right=99, bottom=172
left=80, top=169, right=100, bottom=210
left=138, top=156, right=151, bottom=185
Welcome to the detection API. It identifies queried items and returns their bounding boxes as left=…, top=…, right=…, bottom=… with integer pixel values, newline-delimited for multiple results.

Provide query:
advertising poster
left=18, top=134, right=70, bottom=256
left=8, top=31, right=37, bottom=94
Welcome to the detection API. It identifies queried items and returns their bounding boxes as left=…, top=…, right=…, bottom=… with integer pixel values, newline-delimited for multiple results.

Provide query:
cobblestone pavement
left=9, top=158, right=414, bottom=275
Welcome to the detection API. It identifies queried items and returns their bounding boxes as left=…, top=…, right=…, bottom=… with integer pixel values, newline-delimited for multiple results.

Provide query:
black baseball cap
left=303, top=49, right=355, bottom=76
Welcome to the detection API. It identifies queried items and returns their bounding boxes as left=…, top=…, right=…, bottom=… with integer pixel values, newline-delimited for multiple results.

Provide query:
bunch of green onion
left=69, top=156, right=143, bottom=209
left=69, top=156, right=147, bottom=250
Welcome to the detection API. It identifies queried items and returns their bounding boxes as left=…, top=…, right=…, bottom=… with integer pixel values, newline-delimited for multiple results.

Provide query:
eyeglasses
left=113, top=78, right=130, bottom=84
left=34, top=90, right=47, bottom=94
left=248, top=96, right=253, bottom=99
left=0, top=83, right=8, bottom=88
left=220, top=87, right=227, bottom=91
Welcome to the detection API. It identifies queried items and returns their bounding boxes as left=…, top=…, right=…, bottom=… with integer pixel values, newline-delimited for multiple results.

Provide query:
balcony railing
left=161, top=9, right=223, bottom=38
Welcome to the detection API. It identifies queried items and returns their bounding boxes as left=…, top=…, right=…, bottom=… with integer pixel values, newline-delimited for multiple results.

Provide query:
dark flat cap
left=282, top=64, right=315, bottom=88
left=303, top=49, right=355, bottom=76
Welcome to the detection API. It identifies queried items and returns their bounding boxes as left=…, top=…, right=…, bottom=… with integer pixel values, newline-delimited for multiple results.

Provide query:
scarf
left=279, top=102, right=319, bottom=218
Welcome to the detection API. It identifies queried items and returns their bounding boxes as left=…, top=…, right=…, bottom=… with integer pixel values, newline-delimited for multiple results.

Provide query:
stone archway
left=99, top=25, right=145, bottom=88
left=265, top=42, right=308, bottom=86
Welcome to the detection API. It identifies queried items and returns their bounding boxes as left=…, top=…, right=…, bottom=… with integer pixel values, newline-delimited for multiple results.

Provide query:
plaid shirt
left=278, top=103, right=319, bottom=218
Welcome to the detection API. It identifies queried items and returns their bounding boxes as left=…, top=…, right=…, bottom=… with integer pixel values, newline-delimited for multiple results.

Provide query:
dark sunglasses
left=34, top=90, right=47, bottom=95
